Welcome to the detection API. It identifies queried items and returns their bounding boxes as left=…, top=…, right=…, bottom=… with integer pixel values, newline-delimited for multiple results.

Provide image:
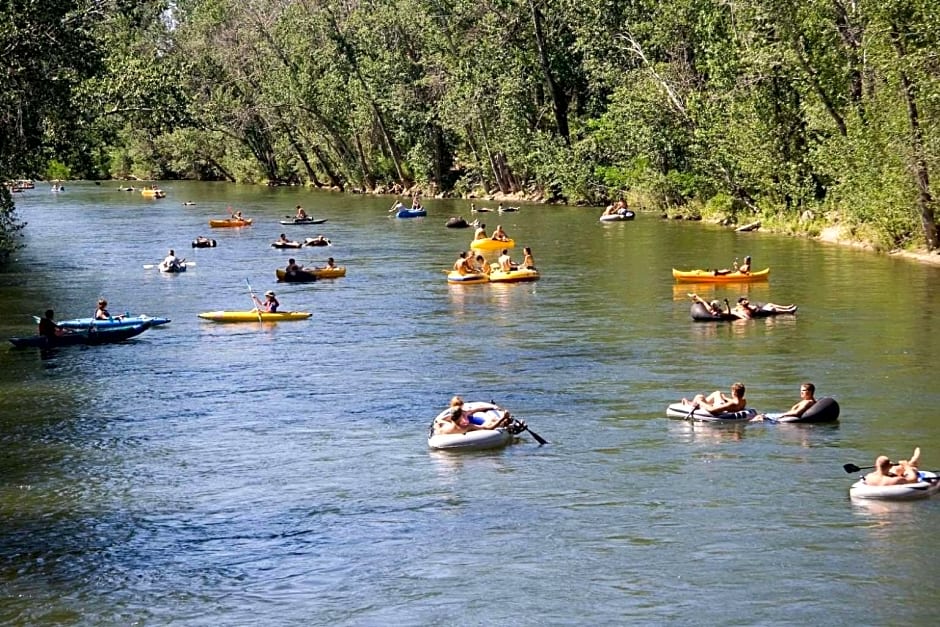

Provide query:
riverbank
left=816, top=226, right=940, bottom=267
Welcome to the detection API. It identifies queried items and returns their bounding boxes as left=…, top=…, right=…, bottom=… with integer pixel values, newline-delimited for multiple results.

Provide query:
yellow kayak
left=672, top=268, right=770, bottom=283
left=275, top=267, right=346, bottom=281
left=198, top=311, right=312, bottom=323
left=209, top=218, right=253, bottom=228
left=470, top=237, right=514, bottom=251
left=489, top=268, right=539, bottom=283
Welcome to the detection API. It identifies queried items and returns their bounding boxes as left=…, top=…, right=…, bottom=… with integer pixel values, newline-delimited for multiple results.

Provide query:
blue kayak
left=54, top=314, right=172, bottom=330
left=10, top=322, right=152, bottom=348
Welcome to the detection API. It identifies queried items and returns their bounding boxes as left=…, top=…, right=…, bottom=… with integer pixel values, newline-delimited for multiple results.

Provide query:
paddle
left=843, top=463, right=884, bottom=474
left=521, top=422, right=548, bottom=446
left=683, top=404, right=699, bottom=420
left=143, top=260, right=194, bottom=269
left=245, top=278, right=263, bottom=323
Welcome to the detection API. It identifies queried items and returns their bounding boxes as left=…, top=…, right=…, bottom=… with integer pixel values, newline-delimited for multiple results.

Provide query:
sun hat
left=265, top=290, right=276, bottom=297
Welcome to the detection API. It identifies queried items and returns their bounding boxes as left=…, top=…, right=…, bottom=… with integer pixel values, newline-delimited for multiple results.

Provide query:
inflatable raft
left=763, top=398, right=840, bottom=423
left=198, top=311, right=312, bottom=323
left=445, top=217, right=470, bottom=228
left=428, top=403, right=514, bottom=451
left=690, top=302, right=797, bottom=322
left=672, top=268, right=770, bottom=283
left=396, top=207, right=427, bottom=218
left=666, top=402, right=758, bottom=423
left=470, top=237, right=514, bottom=251
left=191, top=238, right=217, bottom=248
left=849, top=471, right=940, bottom=501
left=272, top=240, right=304, bottom=249
left=488, top=268, right=540, bottom=283
left=446, top=271, right=488, bottom=284
left=599, top=210, right=635, bottom=222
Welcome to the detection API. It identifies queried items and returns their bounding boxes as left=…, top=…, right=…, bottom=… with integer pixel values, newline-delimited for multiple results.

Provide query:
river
left=1, top=181, right=939, bottom=625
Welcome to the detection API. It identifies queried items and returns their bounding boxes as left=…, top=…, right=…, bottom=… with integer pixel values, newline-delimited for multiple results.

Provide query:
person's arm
left=780, top=399, right=814, bottom=418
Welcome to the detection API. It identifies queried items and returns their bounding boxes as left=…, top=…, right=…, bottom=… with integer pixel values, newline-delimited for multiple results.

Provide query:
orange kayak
left=672, top=268, right=770, bottom=283
left=209, top=218, right=253, bottom=228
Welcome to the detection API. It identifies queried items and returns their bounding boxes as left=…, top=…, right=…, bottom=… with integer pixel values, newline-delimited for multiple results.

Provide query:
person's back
left=453, top=252, right=467, bottom=273
left=498, top=250, right=513, bottom=272
left=474, top=224, right=487, bottom=240
left=38, top=310, right=58, bottom=339
left=286, top=258, right=301, bottom=273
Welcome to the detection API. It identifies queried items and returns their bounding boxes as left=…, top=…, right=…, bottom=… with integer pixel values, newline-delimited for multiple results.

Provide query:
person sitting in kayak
left=738, top=255, right=751, bottom=274
left=295, top=205, right=308, bottom=219
left=161, top=249, right=182, bottom=272
left=253, top=290, right=279, bottom=313
left=688, top=293, right=726, bottom=316
left=751, top=382, right=817, bottom=422
left=318, top=257, right=337, bottom=270
left=38, top=309, right=65, bottom=339
left=492, top=224, right=509, bottom=241
left=94, top=299, right=124, bottom=321
left=681, top=382, right=747, bottom=415
left=864, top=452, right=922, bottom=486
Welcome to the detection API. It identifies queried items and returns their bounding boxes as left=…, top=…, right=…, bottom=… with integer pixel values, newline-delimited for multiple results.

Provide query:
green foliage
left=45, top=161, right=72, bottom=181
left=0, top=188, right=26, bottom=263
left=4, top=0, right=940, bottom=251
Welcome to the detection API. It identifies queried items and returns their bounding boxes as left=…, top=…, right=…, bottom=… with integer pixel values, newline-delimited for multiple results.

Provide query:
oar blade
left=526, top=426, right=548, bottom=446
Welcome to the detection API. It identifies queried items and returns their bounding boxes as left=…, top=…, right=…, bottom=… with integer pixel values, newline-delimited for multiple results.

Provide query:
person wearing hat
left=253, top=290, right=280, bottom=313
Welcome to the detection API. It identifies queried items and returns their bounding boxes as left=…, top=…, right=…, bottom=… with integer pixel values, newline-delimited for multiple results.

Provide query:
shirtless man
left=752, top=383, right=817, bottom=422
left=864, top=451, right=921, bottom=486
left=682, top=382, right=747, bottom=415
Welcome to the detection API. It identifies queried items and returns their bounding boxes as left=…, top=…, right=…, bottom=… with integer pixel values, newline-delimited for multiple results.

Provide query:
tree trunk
left=891, top=24, right=938, bottom=250
left=528, top=0, right=570, bottom=143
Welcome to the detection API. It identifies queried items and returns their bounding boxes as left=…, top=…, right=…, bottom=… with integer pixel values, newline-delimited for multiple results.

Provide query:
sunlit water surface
left=1, top=182, right=939, bottom=624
